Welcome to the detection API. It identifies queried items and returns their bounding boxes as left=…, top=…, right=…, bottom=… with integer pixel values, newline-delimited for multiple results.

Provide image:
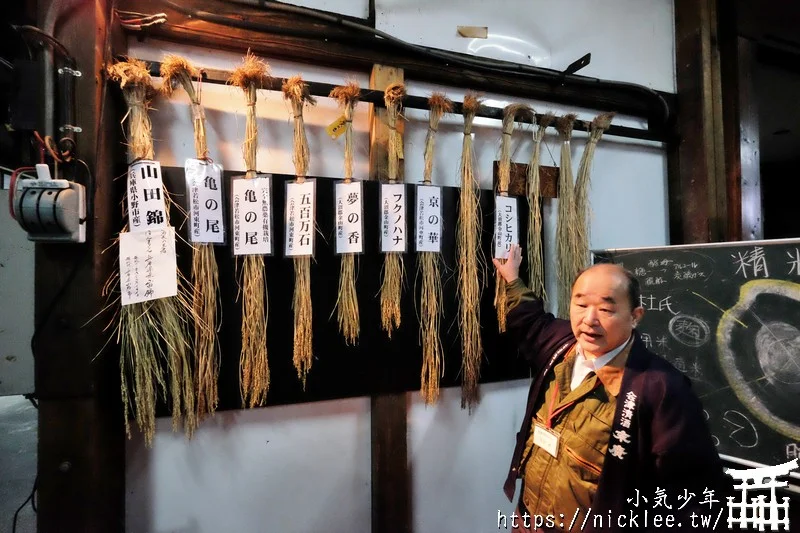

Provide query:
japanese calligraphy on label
left=285, top=180, right=316, bottom=257
left=381, top=183, right=406, bottom=252
left=494, top=195, right=519, bottom=259
left=127, top=160, right=168, bottom=232
left=335, top=181, right=364, bottom=254
left=231, top=175, right=273, bottom=256
left=415, top=185, right=442, bottom=253
left=185, top=159, right=226, bottom=244
left=326, top=114, right=348, bottom=139
left=119, top=227, right=178, bottom=306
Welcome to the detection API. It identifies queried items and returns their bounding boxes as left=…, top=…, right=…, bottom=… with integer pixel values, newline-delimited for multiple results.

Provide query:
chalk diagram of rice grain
left=718, top=279, right=800, bottom=441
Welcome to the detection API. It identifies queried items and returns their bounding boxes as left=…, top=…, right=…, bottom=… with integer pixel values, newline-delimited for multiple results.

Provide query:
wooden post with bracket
left=368, top=63, right=412, bottom=533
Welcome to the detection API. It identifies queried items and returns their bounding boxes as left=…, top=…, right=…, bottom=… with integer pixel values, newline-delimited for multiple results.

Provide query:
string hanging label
left=415, top=185, right=443, bottom=253
left=285, top=180, right=316, bottom=257
left=119, top=227, right=178, bottom=306
left=185, top=159, right=226, bottom=244
left=231, top=175, right=273, bottom=256
left=326, top=114, right=348, bottom=139
left=494, top=195, right=519, bottom=259
left=127, top=160, right=168, bottom=233
left=380, top=183, right=407, bottom=252
left=334, top=181, right=364, bottom=254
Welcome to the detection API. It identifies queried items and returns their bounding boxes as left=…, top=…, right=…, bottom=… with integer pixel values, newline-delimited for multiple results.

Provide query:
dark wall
left=762, top=159, right=800, bottom=239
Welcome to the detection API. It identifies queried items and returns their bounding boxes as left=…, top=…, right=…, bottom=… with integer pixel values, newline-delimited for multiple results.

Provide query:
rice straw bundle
left=573, top=112, right=614, bottom=269
left=282, top=75, right=316, bottom=388
left=161, top=55, right=221, bottom=420
left=494, top=103, right=532, bottom=333
left=160, top=55, right=208, bottom=159
left=105, top=58, right=196, bottom=443
left=330, top=81, right=361, bottom=345
left=555, top=114, right=578, bottom=318
left=527, top=113, right=553, bottom=300
left=458, top=93, right=484, bottom=411
left=380, top=82, right=406, bottom=338
left=419, top=92, right=452, bottom=405
left=229, top=52, right=271, bottom=407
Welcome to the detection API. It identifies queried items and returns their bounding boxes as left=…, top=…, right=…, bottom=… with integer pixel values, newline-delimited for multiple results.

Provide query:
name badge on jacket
left=533, top=423, right=560, bottom=458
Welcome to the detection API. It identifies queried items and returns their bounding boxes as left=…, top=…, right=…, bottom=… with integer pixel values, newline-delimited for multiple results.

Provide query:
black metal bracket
left=563, top=53, right=591, bottom=76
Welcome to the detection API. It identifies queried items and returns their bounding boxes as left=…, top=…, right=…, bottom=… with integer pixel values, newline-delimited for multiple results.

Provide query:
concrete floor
left=0, top=395, right=37, bottom=533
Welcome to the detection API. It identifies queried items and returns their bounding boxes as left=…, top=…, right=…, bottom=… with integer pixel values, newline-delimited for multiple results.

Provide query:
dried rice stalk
left=106, top=58, right=196, bottom=442
left=494, top=103, right=532, bottom=333
left=107, top=59, right=155, bottom=160
left=283, top=75, right=316, bottom=387
left=330, top=82, right=361, bottom=345
left=191, top=237, right=219, bottom=416
left=239, top=255, right=268, bottom=407
left=418, top=92, right=452, bottom=405
left=555, top=114, right=578, bottom=318
left=380, top=83, right=406, bottom=338
left=527, top=113, right=553, bottom=300
left=160, top=54, right=207, bottom=160
left=161, top=55, right=221, bottom=420
left=230, top=52, right=271, bottom=407
left=574, top=112, right=614, bottom=269
left=458, top=93, right=484, bottom=411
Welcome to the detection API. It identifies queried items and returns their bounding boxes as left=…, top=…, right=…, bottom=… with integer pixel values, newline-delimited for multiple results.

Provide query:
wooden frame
left=35, top=0, right=758, bottom=530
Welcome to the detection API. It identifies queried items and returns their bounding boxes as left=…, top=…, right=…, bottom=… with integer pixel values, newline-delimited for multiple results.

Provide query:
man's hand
left=493, top=243, right=522, bottom=283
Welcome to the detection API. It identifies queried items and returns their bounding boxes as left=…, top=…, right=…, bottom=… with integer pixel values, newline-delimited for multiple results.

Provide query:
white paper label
left=494, top=195, right=519, bottom=259
left=415, top=185, right=442, bottom=253
left=285, top=180, right=316, bottom=257
left=127, top=160, right=168, bottom=232
left=119, top=227, right=178, bottom=306
left=533, top=423, right=560, bottom=458
left=335, top=181, right=364, bottom=254
left=231, top=175, right=273, bottom=256
left=186, top=159, right=226, bottom=244
left=381, top=183, right=406, bottom=252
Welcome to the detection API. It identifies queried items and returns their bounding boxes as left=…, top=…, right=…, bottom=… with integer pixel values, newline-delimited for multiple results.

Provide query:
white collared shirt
left=570, top=336, right=632, bottom=391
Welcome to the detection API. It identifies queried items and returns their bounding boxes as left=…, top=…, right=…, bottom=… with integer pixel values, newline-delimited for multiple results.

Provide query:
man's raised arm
left=493, top=244, right=573, bottom=369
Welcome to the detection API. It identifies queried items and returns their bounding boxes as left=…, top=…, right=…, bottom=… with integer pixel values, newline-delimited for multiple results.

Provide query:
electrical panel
left=10, top=164, right=86, bottom=243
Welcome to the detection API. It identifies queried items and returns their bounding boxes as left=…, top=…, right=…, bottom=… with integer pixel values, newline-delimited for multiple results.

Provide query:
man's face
left=569, top=264, right=645, bottom=359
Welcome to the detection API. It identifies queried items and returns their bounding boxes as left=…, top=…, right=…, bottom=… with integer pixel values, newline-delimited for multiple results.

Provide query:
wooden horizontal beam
left=122, top=0, right=675, bottom=129
left=138, top=59, right=667, bottom=143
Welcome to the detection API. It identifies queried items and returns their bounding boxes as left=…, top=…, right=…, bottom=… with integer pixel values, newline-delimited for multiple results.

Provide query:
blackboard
left=154, top=167, right=533, bottom=413
left=594, top=240, right=800, bottom=472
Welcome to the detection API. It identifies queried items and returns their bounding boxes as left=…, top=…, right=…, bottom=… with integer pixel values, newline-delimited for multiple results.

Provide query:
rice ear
left=380, top=82, right=407, bottom=337
left=284, top=75, right=315, bottom=386
left=458, top=92, right=484, bottom=411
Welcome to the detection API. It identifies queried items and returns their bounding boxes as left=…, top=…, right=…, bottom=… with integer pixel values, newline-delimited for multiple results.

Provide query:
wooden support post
left=35, top=2, right=125, bottom=531
left=734, top=38, right=762, bottom=241
left=719, top=0, right=762, bottom=242
left=369, top=63, right=411, bottom=533
left=671, top=0, right=729, bottom=244
left=371, top=393, right=411, bottom=533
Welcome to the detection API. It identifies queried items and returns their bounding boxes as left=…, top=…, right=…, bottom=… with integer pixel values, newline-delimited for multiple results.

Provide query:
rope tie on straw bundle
left=380, top=82, right=406, bottom=338
left=283, top=75, right=316, bottom=387
left=418, top=92, right=452, bottom=405
left=230, top=51, right=271, bottom=408
left=458, top=92, right=484, bottom=411
left=494, top=103, right=532, bottom=333
left=161, top=54, right=220, bottom=421
left=330, top=81, right=361, bottom=345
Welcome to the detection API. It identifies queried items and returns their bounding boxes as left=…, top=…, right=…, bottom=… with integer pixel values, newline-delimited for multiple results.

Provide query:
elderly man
left=493, top=244, right=730, bottom=533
